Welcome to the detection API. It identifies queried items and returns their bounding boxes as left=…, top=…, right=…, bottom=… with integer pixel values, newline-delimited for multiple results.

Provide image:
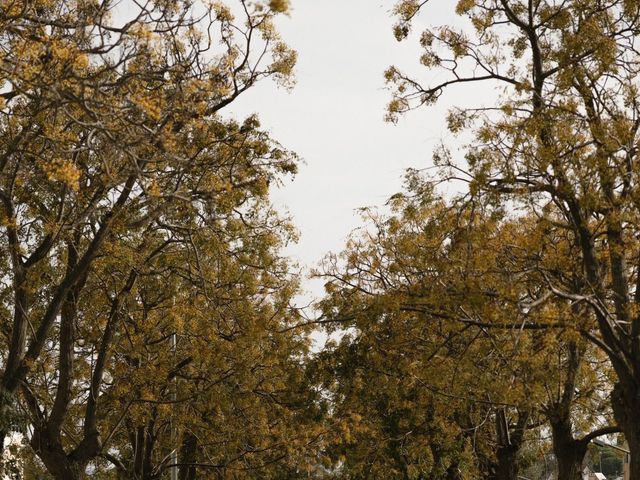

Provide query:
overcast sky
left=229, top=1, right=475, bottom=302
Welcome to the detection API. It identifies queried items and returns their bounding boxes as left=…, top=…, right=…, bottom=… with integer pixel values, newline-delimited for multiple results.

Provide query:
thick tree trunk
left=495, top=445, right=518, bottom=480
left=493, top=409, right=528, bottom=480
left=33, top=442, right=87, bottom=480
left=612, top=382, right=640, bottom=479
left=51, top=463, right=86, bottom=480
left=30, top=430, right=87, bottom=479
left=550, top=419, right=587, bottom=480
left=30, top=421, right=101, bottom=480
left=555, top=444, right=585, bottom=479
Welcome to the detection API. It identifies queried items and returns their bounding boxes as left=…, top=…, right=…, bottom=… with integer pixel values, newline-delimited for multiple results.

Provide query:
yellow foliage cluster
left=40, top=160, right=81, bottom=190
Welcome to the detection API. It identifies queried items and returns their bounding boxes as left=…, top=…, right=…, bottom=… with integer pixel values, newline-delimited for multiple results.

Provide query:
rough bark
left=30, top=430, right=87, bottom=480
left=611, top=382, right=640, bottom=479
left=493, top=409, right=529, bottom=480
left=495, top=444, right=519, bottom=480
left=550, top=418, right=587, bottom=480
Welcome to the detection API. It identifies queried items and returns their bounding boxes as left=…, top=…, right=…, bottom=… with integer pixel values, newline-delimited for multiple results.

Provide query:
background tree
left=92, top=205, right=324, bottom=479
left=315, top=176, right=618, bottom=479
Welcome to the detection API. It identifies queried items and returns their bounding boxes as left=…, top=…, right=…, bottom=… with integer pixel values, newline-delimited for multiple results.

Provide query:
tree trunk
left=496, top=445, right=518, bottom=480
left=132, top=426, right=147, bottom=479
left=33, top=443, right=86, bottom=480
left=52, top=464, right=86, bottom=480
left=550, top=419, right=587, bottom=480
left=493, top=409, right=528, bottom=480
left=179, top=432, right=198, bottom=480
left=612, top=382, right=640, bottom=479
left=30, top=435, right=91, bottom=479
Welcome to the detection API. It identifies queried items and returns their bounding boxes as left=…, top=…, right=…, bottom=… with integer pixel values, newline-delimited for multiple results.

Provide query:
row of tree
left=311, top=0, right=640, bottom=478
left=2, top=0, right=640, bottom=479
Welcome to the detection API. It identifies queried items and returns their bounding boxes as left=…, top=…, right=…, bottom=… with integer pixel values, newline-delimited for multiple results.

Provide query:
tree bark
left=550, top=418, right=587, bottom=480
left=179, top=432, right=198, bottom=480
left=493, top=409, right=529, bottom=480
left=495, top=444, right=519, bottom=480
left=611, top=382, right=640, bottom=479
left=31, top=431, right=87, bottom=480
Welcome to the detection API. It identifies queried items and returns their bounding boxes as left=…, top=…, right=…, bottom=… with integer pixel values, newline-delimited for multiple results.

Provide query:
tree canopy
left=0, top=0, right=323, bottom=478
left=1, top=0, right=638, bottom=479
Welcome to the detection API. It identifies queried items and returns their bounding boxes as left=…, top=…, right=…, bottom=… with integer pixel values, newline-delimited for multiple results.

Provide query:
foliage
left=386, top=0, right=640, bottom=475
left=312, top=179, right=605, bottom=478
left=0, top=0, right=318, bottom=478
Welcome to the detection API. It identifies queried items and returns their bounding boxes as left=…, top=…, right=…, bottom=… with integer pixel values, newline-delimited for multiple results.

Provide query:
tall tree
left=0, top=0, right=303, bottom=477
left=387, top=0, right=640, bottom=475
left=316, top=179, right=618, bottom=479
left=511, top=218, right=620, bottom=480
left=315, top=190, right=527, bottom=479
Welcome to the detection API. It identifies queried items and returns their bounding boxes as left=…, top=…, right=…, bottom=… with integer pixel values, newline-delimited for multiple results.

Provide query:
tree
left=0, top=0, right=304, bottom=478
left=25, top=193, right=322, bottom=480
left=498, top=212, right=620, bottom=480
left=386, top=0, right=640, bottom=475
left=315, top=176, right=619, bottom=479
left=313, top=189, right=525, bottom=479
left=95, top=206, right=323, bottom=479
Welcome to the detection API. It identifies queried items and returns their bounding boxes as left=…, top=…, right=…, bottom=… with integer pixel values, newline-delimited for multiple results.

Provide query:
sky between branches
left=229, top=0, right=488, bottom=303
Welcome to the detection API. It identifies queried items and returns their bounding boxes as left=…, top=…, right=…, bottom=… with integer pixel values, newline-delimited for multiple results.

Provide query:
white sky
left=229, top=1, right=477, bottom=302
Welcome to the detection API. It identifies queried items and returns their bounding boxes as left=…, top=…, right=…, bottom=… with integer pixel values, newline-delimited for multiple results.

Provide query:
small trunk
left=132, top=426, right=146, bottom=478
left=496, top=445, right=518, bottom=480
left=179, top=432, right=198, bottom=480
